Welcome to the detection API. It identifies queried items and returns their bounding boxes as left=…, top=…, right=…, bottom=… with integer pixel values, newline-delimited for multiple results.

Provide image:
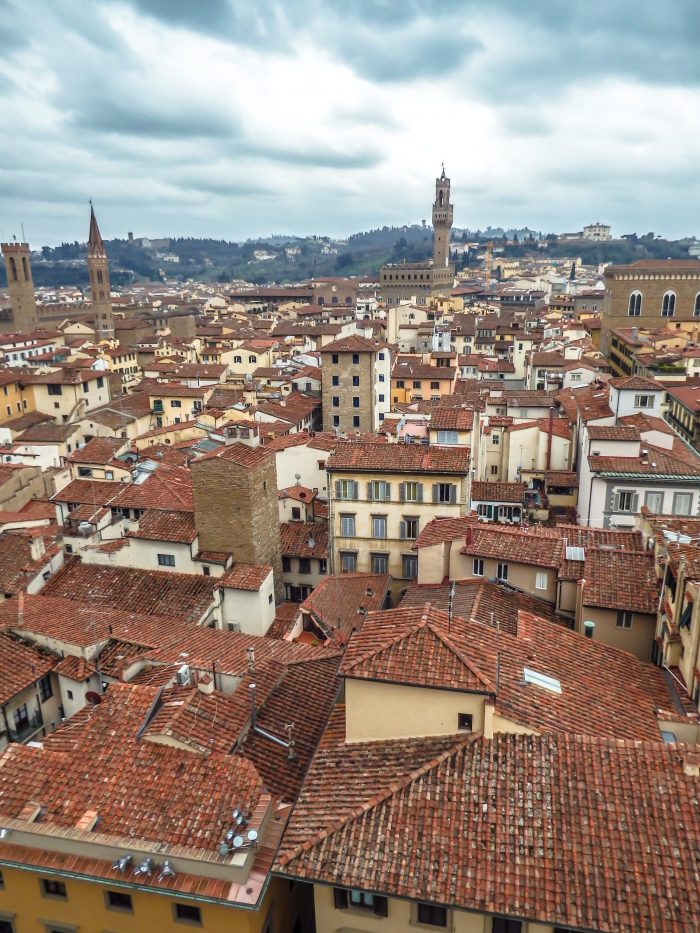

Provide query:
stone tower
left=87, top=204, right=115, bottom=340
left=432, top=165, right=453, bottom=269
left=1, top=241, right=38, bottom=333
left=191, top=443, right=284, bottom=601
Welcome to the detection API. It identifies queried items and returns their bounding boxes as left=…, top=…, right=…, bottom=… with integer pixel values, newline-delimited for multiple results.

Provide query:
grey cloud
left=72, top=97, right=237, bottom=140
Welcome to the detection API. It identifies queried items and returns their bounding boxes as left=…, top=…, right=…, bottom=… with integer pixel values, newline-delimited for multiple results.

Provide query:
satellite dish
left=232, top=836, right=244, bottom=849
left=85, top=691, right=102, bottom=705
left=246, top=830, right=258, bottom=843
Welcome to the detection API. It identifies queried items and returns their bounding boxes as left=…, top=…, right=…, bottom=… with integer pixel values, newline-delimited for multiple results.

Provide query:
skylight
left=523, top=667, right=562, bottom=694
left=565, top=545, right=585, bottom=561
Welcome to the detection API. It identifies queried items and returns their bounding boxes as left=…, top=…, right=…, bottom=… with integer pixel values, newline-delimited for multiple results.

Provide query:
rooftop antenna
left=21, top=223, right=26, bottom=243
left=447, top=579, right=455, bottom=633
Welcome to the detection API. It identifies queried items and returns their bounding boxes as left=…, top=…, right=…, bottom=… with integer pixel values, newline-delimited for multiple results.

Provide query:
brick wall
left=321, top=351, right=375, bottom=433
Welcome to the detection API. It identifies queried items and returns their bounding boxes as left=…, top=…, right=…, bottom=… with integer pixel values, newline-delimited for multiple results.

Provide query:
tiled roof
left=67, top=437, right=126, bottom=464
left=301, top=573, right=390, bottom=643
left=54, top=467, right=193, bottom=512
left=399, top=580, right=564, bottom=636
left=280, top=522, right=328, bottom=559
left=194, top=441, right=272, bottom=468
left=461, top=525, right=563, bottom=568
left=218, top=563, right=272, bottom=591
left=589, top=443, right=700, bottom=477
left=53, top=654, right=94, bottom=682
left=583, top=548, right=658, bottom=613
left=128, top=509, right=197, bottom=544
left=429, top=407, right=474, bottom=431
left=326, top=441, right=469, bottom=474
left=413, top=515, right=477, bottom=549
left=609, top=375, right=662, bottom=390
left=276, top=711, right=700, bottom=932
left=277, top=484, right=316, bottom=503
left=42, top=559, right=217, bottom=624
left=0, top=632, right=55, bottom=705
left=0, top=532, right=55, bottom=595
left=471, top=481, right=525, bottom=503
left=319, top=334, right=382, bottom=353
left=587, top=424, right=640, bottom=441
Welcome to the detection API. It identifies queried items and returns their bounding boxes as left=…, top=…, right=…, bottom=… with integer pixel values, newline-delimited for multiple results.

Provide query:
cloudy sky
left=1, top=0, right=699, bottom=245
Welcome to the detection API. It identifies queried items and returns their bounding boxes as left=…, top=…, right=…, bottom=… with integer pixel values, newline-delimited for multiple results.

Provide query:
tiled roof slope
left=300, top=573, right=390, bottom=643
left=0, top=632, right=55, bottom=705
left=53, top=467, right=193, bottom=512
left=326, top=441, right=469, bottom=474
left=276, top=709, right=700, bottom=933
left=583, top=548, right=658, bottom=613
left=340, top=604, right=683, bottom=741
left=42, top=559, right=216, bottom=623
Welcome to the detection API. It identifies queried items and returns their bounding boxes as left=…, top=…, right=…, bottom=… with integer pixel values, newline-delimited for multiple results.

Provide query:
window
left=430, top=381, right=440, bottom=390
left=694, top=293, right=700, bottom=317
left=298, top=558, right=311, bottom=574
left=332, top=354, right=339, bottom=364
left=490, top=465, right=499, bottom=475
left=412, top=380, right=421, bottom=389
left=334, top=889, right=388, bottom=916
left=174, top=903, right=202, bottom=925
left=202, top=566, right=211, bottom=576
left=352, top=354, right=360, bottom=364
left=352, top=396, right=360, bottom=408
left=352, top=376, right=360, bottom=386
left=645, top=491, right=664, bottom=513
left=40, top=879, right=67, bottom=899
left=339, top=513, right=356, bottom=536
left=333, top=415, right=340, bottom=427
left=378, top=393, right=385, bottom=402
left=400, top=481, right=422, bottom=502
left=38, top=674, right=52, bottom=702
left=157, top=553, right=176, bottom=567
left=47, top=384, right=62, bottom=396
left=332, top=396, right=339, bottom=407
left=634, top=394, right=654, bottom=408
left=396, top=380, right=405, bottom=388
left=402, top=554, right=418, bottom=579
left=613, top=490, right=637, bottom=513
left=336, top=480, right=358, bottom=500
left=352, top=415, right=360, bottom=427
left=332, top=375, right=339, bottom=386
left=673, top=492, right=692, bottom=516
left=661, top=291, right=676, bottom=317
left=106, top=890, right=133, bottom=912
left=627, top=291, right=642, bottom=316
left=378, top=373, right=385, bottom=382
left=496, top=562, right=508, bottom=581
left=369, top=481, right=390, bottom=501
left=433, top=483, right=457, bottom=504
left=319, top=558, right=327, bottom=574
left=340, top=551, right=357, bottom=573
left=371, top=515, right=387, bottom=538
left=492, top=434, right=500, bottom=445
left=371, top=553, right=389, bottom=573
left=171, top=399, right=182, bottom=408
left=535, top=571, right=548, bottom=590
left=616, top=610, right=633, bottom=629
left=457, top=713, right=473, bottom=732
left=492, top=920, right=521, bottom=933
left=436, top=430, right=458, bottom=445
left=291, top=506, right=301, bottom=520
left=473, top=558, right=484, bottom=576
left=282, top=556, right=291, bottom=572
left=400, top=516, right=419, bottom=540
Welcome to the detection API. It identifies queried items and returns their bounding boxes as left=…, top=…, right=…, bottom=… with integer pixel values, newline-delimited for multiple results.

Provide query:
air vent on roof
left=522, top=667, right=561, bottom=694
left=565, top=545, right=585, bottom=561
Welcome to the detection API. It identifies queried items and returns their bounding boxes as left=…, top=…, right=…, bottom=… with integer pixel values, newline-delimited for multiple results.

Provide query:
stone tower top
left=432, top=166, right=453, bottom=269
left=88, top=203, right=107, bottom=259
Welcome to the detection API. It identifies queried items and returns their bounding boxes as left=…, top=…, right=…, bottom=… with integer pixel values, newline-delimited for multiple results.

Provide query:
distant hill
left=0, top=228, right=693, bottom=288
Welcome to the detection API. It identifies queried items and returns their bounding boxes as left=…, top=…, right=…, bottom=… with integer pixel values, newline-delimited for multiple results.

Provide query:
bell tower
left=1, top=241, right=38, bottom=333
left=432, top=165, right=453, bottom=269
left=87, top=204, right=114, bottom=340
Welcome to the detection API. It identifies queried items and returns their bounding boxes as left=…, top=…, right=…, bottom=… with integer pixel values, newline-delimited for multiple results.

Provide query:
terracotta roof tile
left=218, top=563, right=272, bottom=591
left=583, top=548, right=658, bottom=613
left=471, top=481, right=526, bottom=503
left=280, top=522, right=328, bottom=559
left=326, top=441, right=469, bottom=474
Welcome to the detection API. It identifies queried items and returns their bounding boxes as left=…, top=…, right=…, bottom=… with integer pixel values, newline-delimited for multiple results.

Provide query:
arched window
left=627, top=291, right=642, bottom=316
left=22, top=256, right=29, bottom=279
left=661, top=291, right=676, bottom=317
left=8, top=257, right=17, bottom=282
left=694, top=293, right=700, bottom=317
left=439, top=190, right=444, bottom=207
left=97, top=269, right=103, bottom=284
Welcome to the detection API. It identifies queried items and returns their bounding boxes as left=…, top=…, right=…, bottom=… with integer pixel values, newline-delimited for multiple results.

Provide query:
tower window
left=694, top=293, right=700, bottom=317
left=627, top=291, right=642, bottom=316
left=8, top=257, right=17, bottom=281
left=661, top=291, right=676, bottom=317
left=97, top=269, right=103, bottom=284
left=22, top=256, right=29, bottom=279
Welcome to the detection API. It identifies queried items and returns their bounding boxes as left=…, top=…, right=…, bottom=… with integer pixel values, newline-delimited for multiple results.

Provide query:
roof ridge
left=341, top=611, right=431, bottom=673
left=428, top=622, right=496, bottom=692
left=276, top=731, right=477, bottom=868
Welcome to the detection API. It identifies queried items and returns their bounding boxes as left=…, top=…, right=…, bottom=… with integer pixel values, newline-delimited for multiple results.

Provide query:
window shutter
left=399, top=482, right=406, bottom=502
left=352, top=481, right=359, bottom=500
left=631, top=492, right=639, bottom=513
left=367, top=482, right=374, bottom=501
left=335, top=480, right=341, bottom=499
left=400, top=521, right=407, bottom=540
left=612, top=491, right=620, bottom=512
left=449, top=484, right=457, bottom=504
left=333, top=889, right=348, bottom=910
left=432, top=484, right=439, bottom=503
left=417, top=483, right=424, bottom=502
left=385, top=483, right=391, bottom=500
left=373, top=896, right=388, bottom=918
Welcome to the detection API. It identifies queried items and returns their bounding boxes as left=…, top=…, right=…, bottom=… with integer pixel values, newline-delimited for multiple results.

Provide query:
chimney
left=197, top=674, right=214, bottom=695
left=249, top=682, right=257, bottom=728
left=28, top=534, right=45, bottom=562
left=683, top=752, right=699, bottom=777
left=465, top=526, right=473, bottom=547
left=584, top=620, right=595, bottom=639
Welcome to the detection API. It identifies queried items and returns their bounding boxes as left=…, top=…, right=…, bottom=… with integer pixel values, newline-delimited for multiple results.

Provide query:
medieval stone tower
left=87, top=204, right=115, bottom=340
left=432, top=165, right=453, bottom=269
left=1, top=241, right=39, bottom=333
left=191, top=443, right=284, bottom=601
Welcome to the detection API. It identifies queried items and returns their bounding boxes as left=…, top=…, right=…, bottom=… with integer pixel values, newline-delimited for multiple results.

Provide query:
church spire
left=88, top=202, right=107, bottom=259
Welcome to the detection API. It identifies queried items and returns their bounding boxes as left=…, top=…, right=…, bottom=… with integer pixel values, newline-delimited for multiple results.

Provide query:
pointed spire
left=88, top=202, right=107, bottom=258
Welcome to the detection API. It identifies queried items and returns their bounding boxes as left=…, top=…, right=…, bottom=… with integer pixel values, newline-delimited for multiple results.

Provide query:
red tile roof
left=54, top=467, right=193, bottom=512
left=589, top=443, right=700, bottom=477
left=218, top=563, right=272, bottom=591
left=326, top=441, right=469, bottom=474
left=128, top=509, right=197, bottom=543
left=319, top=334, right=382, bottom=353
left=0, top=632, right=56, bottom=704
left=276, top=711, right=700, bottom=932
left=280, top=522, right=328, bottom=559
left=583, top=548, right=658, bottom=613
left=429, top=407, right=474, bottom=431
left=194, top=441, right=272, bottom=468
left=413, top=515, right=477, bottom=549
left=66, top=437, right=127, bottom=464
left=471, top=481, right=526, bottom=503
left=587, top=424, right=640, bottom=441
left=301, top=573, right=390, bottom=643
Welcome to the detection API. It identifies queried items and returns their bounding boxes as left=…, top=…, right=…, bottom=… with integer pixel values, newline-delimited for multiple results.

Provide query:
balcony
left=8, top=709, right=43, bottom=744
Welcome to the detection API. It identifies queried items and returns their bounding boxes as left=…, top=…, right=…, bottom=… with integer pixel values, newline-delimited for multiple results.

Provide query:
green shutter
left=367, top=482, right=374, bottom=500
left=417, top=483, right=424, bottom=502
left=335, top=480, right=341, bottom=499
left=432, top=484, right=439, bottom=503
left=399, top=482, right=406, bottom=502
left=385, top=482, right=391, bottom=501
